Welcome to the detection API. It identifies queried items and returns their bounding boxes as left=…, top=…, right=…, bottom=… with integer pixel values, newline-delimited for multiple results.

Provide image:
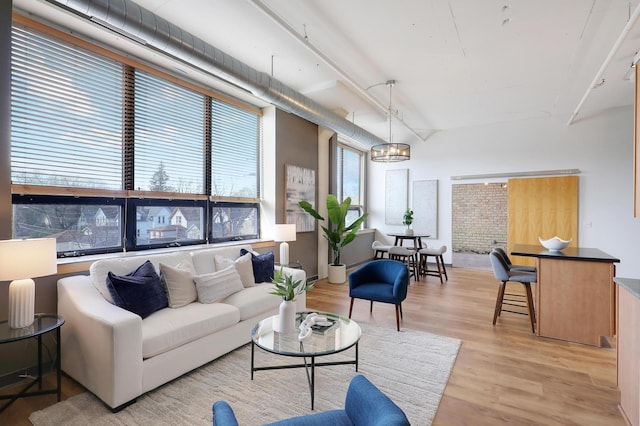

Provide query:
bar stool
left=489, top=250, right=537, bottom=333
left=388, top=246, right=419, bottom=281
left=418, top=245, right=448, bottom=283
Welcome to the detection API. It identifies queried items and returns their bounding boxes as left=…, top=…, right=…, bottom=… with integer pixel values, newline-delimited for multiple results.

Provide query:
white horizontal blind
left=211, top=99, right=259, bottom=198
left=134, top=70, right=205, bottom=193
left=11, top=25, right=124, bottom=190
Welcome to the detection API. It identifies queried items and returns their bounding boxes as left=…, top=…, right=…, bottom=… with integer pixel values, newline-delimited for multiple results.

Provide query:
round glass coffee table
left=250, top=311, right=361, bottom=410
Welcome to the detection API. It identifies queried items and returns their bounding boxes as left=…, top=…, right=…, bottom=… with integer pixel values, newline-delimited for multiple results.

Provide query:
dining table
left=387, top=233, right=430, bottom=251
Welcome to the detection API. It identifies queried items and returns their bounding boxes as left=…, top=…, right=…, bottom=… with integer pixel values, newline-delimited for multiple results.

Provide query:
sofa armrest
left=58, top=275, right=143, bottom=409
left=274, top=266, right=308, bottom=311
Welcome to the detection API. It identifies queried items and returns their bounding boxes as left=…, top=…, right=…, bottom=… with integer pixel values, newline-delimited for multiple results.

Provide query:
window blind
left=134, top=70, right=205, bottom=193
left=11, top=24, right=124, bottom=190
left=211, top=99, right=259, bottom=198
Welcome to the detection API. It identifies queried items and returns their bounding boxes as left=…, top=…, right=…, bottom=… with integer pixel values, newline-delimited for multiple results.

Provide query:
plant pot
left=278, top=300, right=296, bottom=334
left=328, top=264, right=346, bottom=284
left=405, top=227, right=413, bottom=235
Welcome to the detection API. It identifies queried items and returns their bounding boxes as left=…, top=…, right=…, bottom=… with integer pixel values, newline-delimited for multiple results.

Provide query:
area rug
left=29, top=324, right=461, bottom=426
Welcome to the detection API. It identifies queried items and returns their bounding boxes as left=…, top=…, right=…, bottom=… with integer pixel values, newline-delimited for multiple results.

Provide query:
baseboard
left=0, top=361, right=54, bottom=389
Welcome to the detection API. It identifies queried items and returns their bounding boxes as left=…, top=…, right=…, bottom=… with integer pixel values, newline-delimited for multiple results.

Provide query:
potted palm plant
left=299, top=194, right=368, bottom=283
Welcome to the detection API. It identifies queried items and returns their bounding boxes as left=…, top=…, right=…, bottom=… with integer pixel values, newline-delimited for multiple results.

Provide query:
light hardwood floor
left=0, top=266, right=625, bottom=425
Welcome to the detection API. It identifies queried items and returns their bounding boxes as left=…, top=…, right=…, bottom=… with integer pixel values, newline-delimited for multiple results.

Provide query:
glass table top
left=251, top=311, right=361, bottom=357
left=0, top=313, right=65, bottom=344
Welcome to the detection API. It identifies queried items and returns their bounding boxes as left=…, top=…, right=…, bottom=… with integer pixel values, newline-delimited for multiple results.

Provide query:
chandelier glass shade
left=370, top=80, right=410, bottom=162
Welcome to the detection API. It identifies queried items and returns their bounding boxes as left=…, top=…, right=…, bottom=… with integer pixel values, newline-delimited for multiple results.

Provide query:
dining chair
left=418, top=245, right=448, bottom=283
left=489, top=251, right=537, bottom=333
left=388, top=246, right=419, bottom=281
left=372, top=240, right=392, bottom=259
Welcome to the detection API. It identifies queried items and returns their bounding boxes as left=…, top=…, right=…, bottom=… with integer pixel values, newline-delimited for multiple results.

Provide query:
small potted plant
left=270, top=268, right=313, bottom=333
left=403, top=208, right=414, bottom=235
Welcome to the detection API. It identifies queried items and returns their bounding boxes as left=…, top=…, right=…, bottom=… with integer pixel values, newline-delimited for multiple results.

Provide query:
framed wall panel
left=385, top=169, right=408, bottom=225
left=412, top=179, right=438, bottom=238
left=285, top=164, right=316, bottom=232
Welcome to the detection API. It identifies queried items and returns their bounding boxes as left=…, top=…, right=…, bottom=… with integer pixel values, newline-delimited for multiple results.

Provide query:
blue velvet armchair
left=212, top=374, right=409, bottom=426
left=348, top=260, right=409, bottom=331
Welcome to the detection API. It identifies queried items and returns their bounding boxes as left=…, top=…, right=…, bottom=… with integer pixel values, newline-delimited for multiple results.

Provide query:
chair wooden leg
left=370, top=300, right=373, bottom=313
left=493, top=281, right=507, bottom=325
left=435, top=256, right=444, bottom=284
left=349, top=298, right=355, bottom=318
left=399, top=303, right=403, bottom=319
left=524, top=282, right=536, bottom=333
left=439, top=255, right=448, bottom=281
left=395, top=304, right=401, bottom=331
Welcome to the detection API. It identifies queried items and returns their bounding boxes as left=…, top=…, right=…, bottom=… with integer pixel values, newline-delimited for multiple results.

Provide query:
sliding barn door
left=507, top=176, right=579, bottom=266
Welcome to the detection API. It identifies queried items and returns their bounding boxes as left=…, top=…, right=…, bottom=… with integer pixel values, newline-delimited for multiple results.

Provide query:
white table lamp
left=273, top=224, right=296, bottom=266
left=0, top=238, right=57, bottom=329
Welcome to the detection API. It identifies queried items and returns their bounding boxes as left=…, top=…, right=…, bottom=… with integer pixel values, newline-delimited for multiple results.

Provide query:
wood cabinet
left=615, top=278, right=640, bottom=426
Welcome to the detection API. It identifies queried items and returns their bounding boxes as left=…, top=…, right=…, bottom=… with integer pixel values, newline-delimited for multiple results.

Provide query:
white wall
left=368, top=107, right=640, bottom=277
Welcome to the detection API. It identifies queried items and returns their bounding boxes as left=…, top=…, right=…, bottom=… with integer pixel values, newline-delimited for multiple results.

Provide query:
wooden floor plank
left=0, top=266, right=625, bottom=425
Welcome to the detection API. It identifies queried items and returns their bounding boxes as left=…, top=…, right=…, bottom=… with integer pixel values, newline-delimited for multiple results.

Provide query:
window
left=11, top=25, right=124, bottom=190
left=336, top=143, right=366, bottom=227
left=134, top=70, right=205, bottom=193
left=10, top=18, right=263, bottom=256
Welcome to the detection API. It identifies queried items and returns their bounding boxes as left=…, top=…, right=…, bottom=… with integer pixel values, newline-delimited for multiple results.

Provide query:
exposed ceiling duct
left=46, top=0, right=388, bottom=148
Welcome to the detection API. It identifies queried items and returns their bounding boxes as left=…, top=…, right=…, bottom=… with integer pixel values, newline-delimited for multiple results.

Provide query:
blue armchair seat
left=348, top=260, right=409, bottom=331
left=212, top=375, right=410, bottom=426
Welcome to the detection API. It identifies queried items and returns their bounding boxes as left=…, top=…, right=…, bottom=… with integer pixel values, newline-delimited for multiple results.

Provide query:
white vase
left=278, top=300, right=296, bottom=334
left=405, top=226, right=413, bottom=235
left=328, top=264, right=346, bottom=284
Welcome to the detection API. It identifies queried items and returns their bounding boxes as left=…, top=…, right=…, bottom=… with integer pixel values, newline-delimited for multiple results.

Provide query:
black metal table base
left=251, top=341, right=359, bottom=410
left=0, top=327, right=62, bottom=413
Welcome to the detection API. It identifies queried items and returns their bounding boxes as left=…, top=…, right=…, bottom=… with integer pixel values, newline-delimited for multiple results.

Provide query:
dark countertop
left=615, top=277, right=640, bottom=299
left=511, top=244, right=620, bottom=263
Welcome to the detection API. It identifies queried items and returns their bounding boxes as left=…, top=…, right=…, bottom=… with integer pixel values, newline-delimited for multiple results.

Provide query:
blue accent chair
left=348, top=260, right=409, bottom=331
left=212, top=375, right=410, bottom=426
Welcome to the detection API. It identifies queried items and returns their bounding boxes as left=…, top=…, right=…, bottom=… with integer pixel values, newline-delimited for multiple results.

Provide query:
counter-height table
left=511, top=244, right=620, bottom=347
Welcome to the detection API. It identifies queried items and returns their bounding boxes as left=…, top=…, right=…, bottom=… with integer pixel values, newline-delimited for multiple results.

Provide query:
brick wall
left=452, top=183, right=507, bottom=254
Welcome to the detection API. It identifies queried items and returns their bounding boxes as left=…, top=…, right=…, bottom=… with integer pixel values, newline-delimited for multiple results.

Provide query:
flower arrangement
left=270, top=267, right=313, bottom=301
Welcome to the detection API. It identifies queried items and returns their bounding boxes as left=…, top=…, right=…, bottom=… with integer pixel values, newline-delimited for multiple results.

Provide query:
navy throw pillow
left=106, top=260, right=168, bottom=318
left=240, top=249, right=275, bottom=283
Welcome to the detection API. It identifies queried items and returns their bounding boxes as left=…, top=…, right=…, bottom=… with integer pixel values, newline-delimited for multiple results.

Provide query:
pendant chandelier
left=370, top=80, right=410, bottom=162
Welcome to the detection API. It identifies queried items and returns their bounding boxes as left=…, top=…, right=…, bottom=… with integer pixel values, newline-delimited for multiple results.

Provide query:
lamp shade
left=273, top=224, right=297, bottom=242
left=0, top=238, right=58, bottom=281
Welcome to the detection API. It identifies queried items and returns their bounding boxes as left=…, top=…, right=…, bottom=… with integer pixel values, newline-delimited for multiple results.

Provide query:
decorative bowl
left=538, top=236, right=572, bottom=251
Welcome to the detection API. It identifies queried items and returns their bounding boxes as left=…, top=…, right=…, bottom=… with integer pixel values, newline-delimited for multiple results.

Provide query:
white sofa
left=57, top=244, right=306, bottom=411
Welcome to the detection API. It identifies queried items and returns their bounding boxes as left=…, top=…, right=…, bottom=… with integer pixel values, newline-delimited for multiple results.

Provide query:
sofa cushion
left=221, top=284, right=281, bottom=321
left=160, top=261, right=197, bottom=308
left=215, top=252, right=255, bottom=288
left=190, top=244, right=254, bottom=275
left=241, top=249, right=275, bottom=283
left=142, top=302, right=240, bottom=358
left=194, top=264, right=244, bottom=303
left=91, top=252, right=192, bottom=303
left=106, top=260, right=168, bottom=319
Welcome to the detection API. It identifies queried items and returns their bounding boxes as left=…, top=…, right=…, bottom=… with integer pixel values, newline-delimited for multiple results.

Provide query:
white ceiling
left=15, top=0, right=640, bottom=147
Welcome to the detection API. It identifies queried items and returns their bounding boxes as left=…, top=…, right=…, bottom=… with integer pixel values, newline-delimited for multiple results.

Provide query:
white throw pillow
left=214, top=252, right=255, bottom=288
left=194, top=264, right=244, bottom=303
left=160, top=261, right=197, bottom=308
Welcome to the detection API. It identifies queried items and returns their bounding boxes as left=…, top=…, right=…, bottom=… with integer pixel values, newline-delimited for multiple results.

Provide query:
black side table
left=0, top=313, right=65, bottom=412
